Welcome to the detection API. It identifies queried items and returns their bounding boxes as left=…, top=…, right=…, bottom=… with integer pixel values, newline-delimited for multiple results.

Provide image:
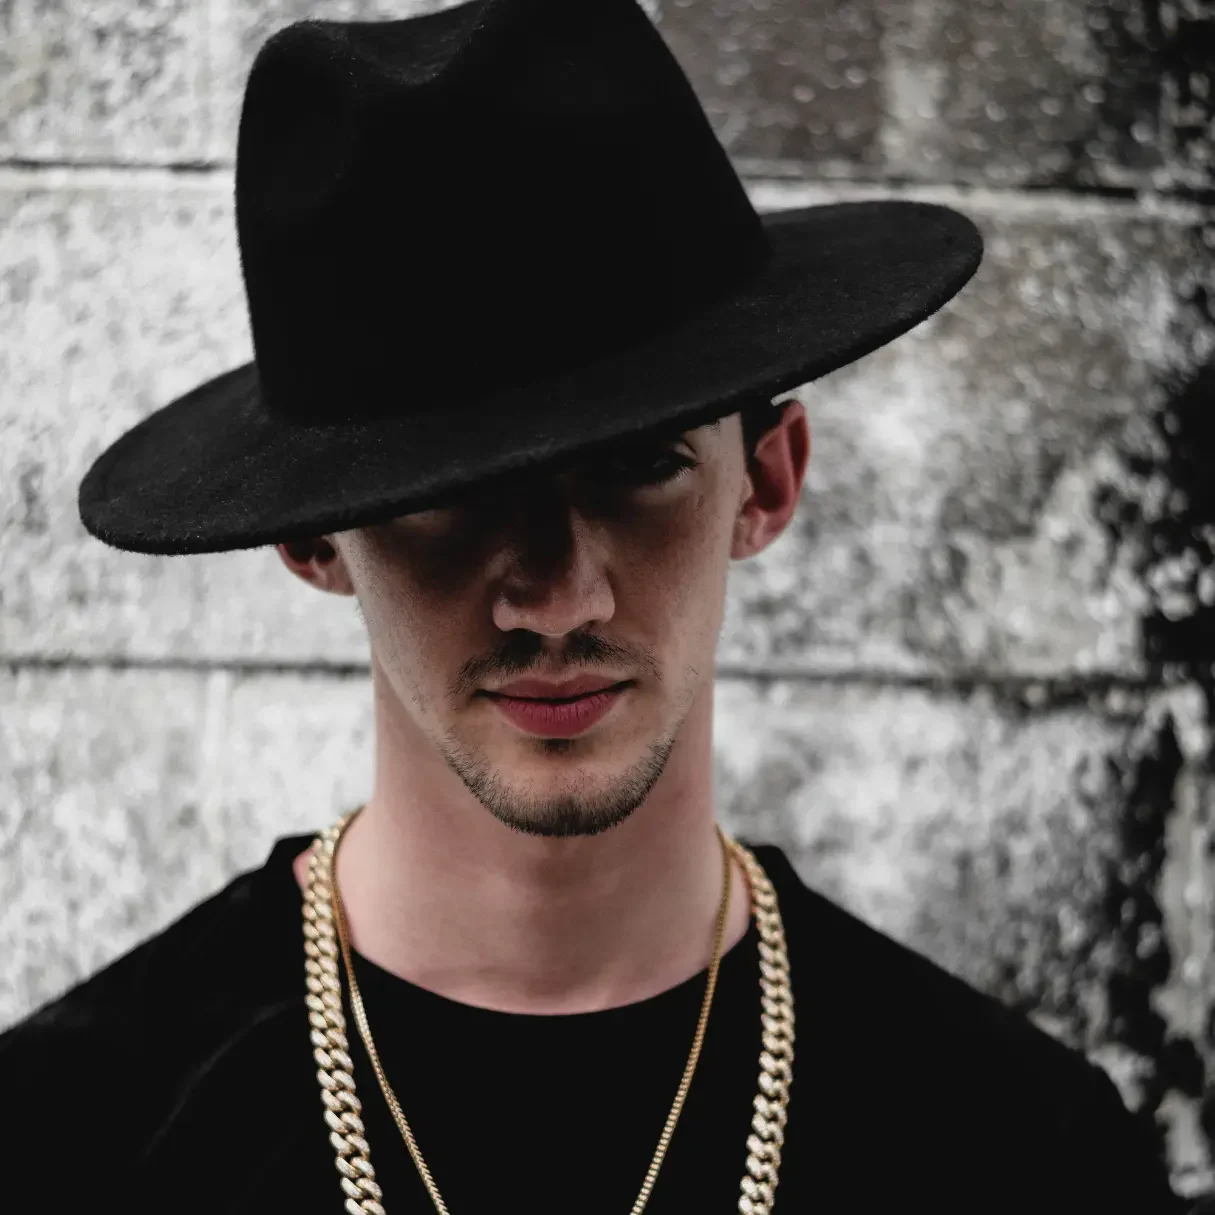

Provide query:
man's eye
left=593, top=450, right=699, bottom=488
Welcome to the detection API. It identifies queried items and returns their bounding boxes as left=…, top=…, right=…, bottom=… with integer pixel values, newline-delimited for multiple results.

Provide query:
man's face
left=294, top=408, right=803, bottom=838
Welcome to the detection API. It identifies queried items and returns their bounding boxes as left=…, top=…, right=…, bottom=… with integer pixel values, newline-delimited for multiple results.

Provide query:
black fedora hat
left=78, top=0, right=982, bottom=556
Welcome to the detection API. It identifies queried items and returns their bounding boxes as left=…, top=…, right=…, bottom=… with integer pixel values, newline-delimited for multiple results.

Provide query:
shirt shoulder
left=0, top=833, right=315, bottom=1194
left=1, top=832, right=311, bottom=1039
left=748, top=840, right=1094, bottom=1071
left=747, top=841, right=1187, bottom=1213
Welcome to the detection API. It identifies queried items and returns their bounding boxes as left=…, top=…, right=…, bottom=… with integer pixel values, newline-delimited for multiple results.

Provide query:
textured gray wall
left=2, top=0, right=1213, bottom=1197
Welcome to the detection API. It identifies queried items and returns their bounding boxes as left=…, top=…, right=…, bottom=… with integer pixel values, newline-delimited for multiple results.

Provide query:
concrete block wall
left=2, top=0, right=1213, bottom=1196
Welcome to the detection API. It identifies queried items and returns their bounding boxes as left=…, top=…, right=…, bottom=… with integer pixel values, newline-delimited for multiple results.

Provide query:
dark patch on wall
left=1166, top=6, right=1215, bottom=192
left=1095, top=220, right=1215, bottom=1178
left=1102, top=717, right=1181, bottom=1085
left=1076, top=0, right=1214, bottom=198
left=1096, top=225, right=1215, bottom=680
left=1075, top=0, right=1171, bottom=183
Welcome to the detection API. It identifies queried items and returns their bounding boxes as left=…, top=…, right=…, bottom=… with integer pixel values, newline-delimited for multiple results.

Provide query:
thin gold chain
left=334, top=810, right=729, bottom=1215
left=301, top=807, right=794, bottom=1215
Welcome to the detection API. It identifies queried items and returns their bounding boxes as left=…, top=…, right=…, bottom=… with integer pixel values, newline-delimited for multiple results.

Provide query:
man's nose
left=490, top=492, right=616, bottom=638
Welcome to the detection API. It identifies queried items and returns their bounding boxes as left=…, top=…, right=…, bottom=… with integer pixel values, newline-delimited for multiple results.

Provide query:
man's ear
left=275, top=535, right=357, bottom=595
left=731, top=399, right=810, bottom=560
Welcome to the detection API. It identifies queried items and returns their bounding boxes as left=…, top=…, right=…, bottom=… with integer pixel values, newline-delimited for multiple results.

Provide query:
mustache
left=451, top=631, right=654, bottom=697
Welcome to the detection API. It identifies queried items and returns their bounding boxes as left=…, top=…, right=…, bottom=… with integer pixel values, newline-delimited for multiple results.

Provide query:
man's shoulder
left=748, top=840, right=1187, bottom=1212
left=750, top=840, right=1090, bottom=1067
left=0, top=832, right=310, bottom=1057
left=0, top=833, right=314, bottom=1204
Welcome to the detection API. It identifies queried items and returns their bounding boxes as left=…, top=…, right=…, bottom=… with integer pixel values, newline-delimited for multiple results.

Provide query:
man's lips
left=483, top=683, right=631, bottom=737
left=486, top=676, right=631, bottom=700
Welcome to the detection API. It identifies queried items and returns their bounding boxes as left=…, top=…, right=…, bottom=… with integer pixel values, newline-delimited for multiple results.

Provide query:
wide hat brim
left=79, top=198, right=981, bottom=555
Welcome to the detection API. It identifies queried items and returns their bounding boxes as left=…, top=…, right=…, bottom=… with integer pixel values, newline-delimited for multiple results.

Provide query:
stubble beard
left=435, top=726, right=681, bottom=838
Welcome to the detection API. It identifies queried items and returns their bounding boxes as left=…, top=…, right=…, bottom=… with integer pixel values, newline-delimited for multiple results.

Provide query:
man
left=0, top=0, right=1190, bottom=1211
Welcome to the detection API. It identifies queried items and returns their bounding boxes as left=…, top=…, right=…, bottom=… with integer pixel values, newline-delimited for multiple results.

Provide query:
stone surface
left=877, top=0, right=1210, bottom=191
left=715, top=677, right=1129, bottom=996
left=879, top=0, right=1108, bottom=187
left=1091, top=235, right=1215, bottom=1198
left=2, top=175, right=1203, bottom=677
left=654, top=0, right=1214, bottom=193
left=0, top=171, right=369, bottom=663
left=0, top=0, right=208, bottom=164
left=654, top=0, right=885, bottom=171
left=0, top=664, right=373, bottom=1026
left=726, top=185, right=1206, bottom=677
left=3, top=0, right=1210, bottom=196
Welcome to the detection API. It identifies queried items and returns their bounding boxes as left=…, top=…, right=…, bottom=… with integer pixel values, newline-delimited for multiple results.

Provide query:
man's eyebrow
left=583, top=416, right=718, bottom=459
left=645, top=417, right=720, bottom=442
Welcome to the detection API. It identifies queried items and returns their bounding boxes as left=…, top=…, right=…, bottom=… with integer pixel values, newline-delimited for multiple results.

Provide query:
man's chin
left=483, top=796, right=644, bottom=839
left=467, top=766, right=668, bottom=839
left=438, top=724, right=677, bottom=838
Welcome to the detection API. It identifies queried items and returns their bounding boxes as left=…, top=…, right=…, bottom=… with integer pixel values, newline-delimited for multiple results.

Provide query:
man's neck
left=291, top=696, right=750, bottom=1015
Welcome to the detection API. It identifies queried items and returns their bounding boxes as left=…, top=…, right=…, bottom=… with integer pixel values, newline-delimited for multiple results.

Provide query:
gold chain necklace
left=301, top=807, right=794, bottom=1215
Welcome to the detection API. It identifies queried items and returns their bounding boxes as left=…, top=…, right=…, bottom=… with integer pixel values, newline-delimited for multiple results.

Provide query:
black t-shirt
left=0, top=832, right=1188, bottom=1213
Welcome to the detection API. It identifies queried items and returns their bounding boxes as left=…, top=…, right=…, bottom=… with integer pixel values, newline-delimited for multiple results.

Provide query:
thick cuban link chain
left=733, top=842, right=795, bottom=1215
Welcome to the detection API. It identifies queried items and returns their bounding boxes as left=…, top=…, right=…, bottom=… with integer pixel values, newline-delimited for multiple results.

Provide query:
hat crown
left=235, top=0, right=769, bottom=424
